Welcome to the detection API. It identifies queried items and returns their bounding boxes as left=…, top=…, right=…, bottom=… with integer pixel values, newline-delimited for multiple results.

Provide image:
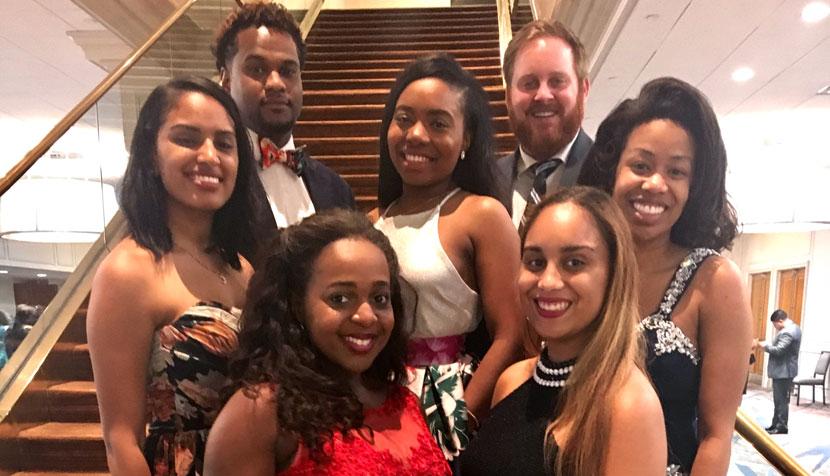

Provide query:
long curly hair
left=577, top=76, right=738, bottom=251
left=231, top=209, right=408, bottom=460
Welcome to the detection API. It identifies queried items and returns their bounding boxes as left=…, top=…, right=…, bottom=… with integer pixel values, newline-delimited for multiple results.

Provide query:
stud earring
left=460, top=150, right=466, bottom=161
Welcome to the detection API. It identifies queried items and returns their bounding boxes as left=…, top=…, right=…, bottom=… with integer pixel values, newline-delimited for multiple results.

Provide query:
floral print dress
left=143, top=302, right=241, bottom=475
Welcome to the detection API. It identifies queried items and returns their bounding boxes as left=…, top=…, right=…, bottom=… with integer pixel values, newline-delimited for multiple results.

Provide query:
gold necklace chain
left=173, top=243, right=228, bottom=285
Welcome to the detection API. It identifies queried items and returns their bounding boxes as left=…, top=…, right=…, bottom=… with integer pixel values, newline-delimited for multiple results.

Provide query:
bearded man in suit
left=496, top=20, right=592, bottom=228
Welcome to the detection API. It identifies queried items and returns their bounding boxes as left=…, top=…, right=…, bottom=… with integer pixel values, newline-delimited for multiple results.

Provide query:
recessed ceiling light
left=818, top=84, right=830, bottom=95
left=802, top=2, right=830, bottom=23
left=731, top=67, right=755, bottom=82
left=36, top=273, right=47, bottom=278
left=0, top=270, right=8, bottom=274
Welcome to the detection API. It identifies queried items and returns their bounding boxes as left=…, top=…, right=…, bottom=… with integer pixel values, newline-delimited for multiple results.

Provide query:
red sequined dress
left=280, top=385, right=450, bottom=475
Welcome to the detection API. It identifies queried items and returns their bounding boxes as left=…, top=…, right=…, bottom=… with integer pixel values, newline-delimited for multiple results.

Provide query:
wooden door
left=750, top=272, right=770, bottom=376
left=777, top=267, right=805, bottom=327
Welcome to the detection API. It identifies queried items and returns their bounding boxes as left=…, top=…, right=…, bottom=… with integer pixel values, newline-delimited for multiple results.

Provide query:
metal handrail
left=735, top=409, right=809, bottom=475
left=299, top=0, right=325, bottom=40
left=0, top=0, right=197, bottom=198
left=495, top=0, right=513, bottom=87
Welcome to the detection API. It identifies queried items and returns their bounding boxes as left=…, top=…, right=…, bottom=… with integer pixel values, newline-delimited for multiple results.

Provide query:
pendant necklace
left=174, top=243, right=228, bottom=285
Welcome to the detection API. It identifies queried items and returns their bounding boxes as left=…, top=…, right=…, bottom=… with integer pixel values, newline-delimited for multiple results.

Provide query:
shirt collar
left=516, top=131, right=580, bottom=176
left=248, top=129, right=295, bottom=155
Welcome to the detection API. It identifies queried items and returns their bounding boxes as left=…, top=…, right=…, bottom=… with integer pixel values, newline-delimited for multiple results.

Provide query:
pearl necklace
left=533, top=353, right=575, bottom=388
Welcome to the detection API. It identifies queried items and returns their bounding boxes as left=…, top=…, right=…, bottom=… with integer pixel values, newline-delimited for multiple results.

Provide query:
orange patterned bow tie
left=259, top=138, right=305, bottom=175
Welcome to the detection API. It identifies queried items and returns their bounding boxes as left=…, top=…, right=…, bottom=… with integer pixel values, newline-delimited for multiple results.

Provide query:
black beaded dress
left=640, top=248, right=717, bottom=475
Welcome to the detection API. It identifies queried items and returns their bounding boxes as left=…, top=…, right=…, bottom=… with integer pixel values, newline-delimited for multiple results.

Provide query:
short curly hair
left=212, top=2, right=306, bottom=72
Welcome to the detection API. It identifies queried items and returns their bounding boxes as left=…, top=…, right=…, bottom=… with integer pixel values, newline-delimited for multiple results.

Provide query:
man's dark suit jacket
left=246, top=154, right=355, bottom=266
left=301, top=156, right=356, bottom=212
left=494, top=128, right=594, bottom=218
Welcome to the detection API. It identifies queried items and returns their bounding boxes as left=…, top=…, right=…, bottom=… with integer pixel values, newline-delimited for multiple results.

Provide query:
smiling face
left=386, top=77, right=469, bottom=191
left=223, top=26, right=302, bottom=147
left=506, top=36, right=588, bottom=161
left=155, top=91, right=238, bottom=214
left=519, top=202, right=610, bottom=359
left=303, top=238, right=395, bottom=376
left=612, top=119, right=694, bottom=245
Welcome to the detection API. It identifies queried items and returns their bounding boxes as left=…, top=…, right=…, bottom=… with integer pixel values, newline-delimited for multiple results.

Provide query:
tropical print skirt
left=407, top=354, right=476, bottom=461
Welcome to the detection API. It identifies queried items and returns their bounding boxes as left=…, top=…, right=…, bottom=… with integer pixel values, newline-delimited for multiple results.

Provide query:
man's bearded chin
left=513, top=91, right=586, bottom=161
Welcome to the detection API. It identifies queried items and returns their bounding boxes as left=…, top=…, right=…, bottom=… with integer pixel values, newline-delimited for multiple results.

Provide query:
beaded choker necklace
left=533, top=352, right=576, bottom=388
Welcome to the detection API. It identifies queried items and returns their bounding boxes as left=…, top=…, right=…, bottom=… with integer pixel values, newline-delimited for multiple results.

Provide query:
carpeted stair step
left=0, top=423, right=106, bottom=472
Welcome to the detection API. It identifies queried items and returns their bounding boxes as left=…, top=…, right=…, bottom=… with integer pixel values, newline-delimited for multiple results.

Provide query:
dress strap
left=654, top=248, right=718, bottom=321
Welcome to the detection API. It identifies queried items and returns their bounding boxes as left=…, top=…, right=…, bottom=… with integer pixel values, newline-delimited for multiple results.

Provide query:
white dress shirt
left=510, top=133, right=579, bottom=228
left=250, top=131, right=315, bottom=228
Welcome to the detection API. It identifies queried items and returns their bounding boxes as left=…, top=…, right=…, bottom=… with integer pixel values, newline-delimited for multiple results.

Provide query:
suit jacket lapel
left=559, top=129, right=592, bottom=187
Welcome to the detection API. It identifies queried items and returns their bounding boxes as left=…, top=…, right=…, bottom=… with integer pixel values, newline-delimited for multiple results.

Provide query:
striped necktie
left=521, top=158, right=563, bottom=229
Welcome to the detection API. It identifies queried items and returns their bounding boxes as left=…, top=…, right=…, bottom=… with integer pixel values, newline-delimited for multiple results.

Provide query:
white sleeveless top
left=375, top=188, right=480, bottom=339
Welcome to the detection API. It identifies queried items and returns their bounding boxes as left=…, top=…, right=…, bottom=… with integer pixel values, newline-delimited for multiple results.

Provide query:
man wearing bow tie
left=495, top=20, right=593, bottom=228
left=214, top=2, right=355, bottom=231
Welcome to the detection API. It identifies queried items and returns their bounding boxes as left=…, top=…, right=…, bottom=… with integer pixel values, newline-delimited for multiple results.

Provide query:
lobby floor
left=729, top=383, right=829, bottom=475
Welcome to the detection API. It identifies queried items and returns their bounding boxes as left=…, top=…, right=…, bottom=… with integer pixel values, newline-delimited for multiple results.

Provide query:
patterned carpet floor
left=729, top=384, right=829, bottom=475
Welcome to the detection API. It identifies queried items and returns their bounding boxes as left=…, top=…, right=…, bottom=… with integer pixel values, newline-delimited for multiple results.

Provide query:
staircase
left=0, top=305, right=106, bottom=475
left=0, top=4, right=515, bottom=474
left=294, top=4, right=515, bottom=210
left=511, top=2, right=534, bottom=32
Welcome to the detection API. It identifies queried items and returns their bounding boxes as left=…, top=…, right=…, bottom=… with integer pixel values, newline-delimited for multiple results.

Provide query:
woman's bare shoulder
left=612, top=366, right=663, bottom=427
left=492, top=357, right=536, bottom=406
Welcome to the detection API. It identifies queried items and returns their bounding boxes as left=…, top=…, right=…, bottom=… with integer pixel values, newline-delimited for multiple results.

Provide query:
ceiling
left=585, top=0, right=830, bottom=133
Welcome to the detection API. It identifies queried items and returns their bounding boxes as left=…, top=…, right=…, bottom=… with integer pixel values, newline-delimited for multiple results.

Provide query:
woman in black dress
left=578, top=77, right=753, bottom=474
left=461, top=186, right=666, bottom=475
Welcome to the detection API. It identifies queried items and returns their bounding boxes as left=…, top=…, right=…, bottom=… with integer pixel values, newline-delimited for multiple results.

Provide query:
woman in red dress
left=205, top=210, right=450, bottom=475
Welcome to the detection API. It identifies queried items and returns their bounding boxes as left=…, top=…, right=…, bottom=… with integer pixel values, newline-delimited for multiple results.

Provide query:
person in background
left=374, top=54, right=522, bottom=462
left=496, top=20, right=593, bottom=228
left=3, top=304, right=44, bottom=358
left=213, top=2, right=354, bottom=242
left=578, top=77, right=753, bottom=475
left=0, top=310, right=11, bottom=369
left=461, top=186, right=665, bottom=475
left=87, top=76, right=266, bottom=475
left=755, top=309, right=802, bottom=435
left=204, top=210, right=450, bottom=475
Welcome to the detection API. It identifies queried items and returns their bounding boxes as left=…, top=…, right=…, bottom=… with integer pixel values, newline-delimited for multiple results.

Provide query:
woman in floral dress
left=87, top=76, right=266, bottom=475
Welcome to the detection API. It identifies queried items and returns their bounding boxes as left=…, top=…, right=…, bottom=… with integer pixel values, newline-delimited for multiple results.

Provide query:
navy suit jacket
left=765, top=320, right=802, bottom=379
left=248, top=154, right=355, bottom=266
left=494, top=128, right=594, bottom=217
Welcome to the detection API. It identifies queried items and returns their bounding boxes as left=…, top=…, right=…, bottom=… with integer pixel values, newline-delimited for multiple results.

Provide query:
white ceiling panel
left=699, top=0, right=830, bottom=114
left=733, top=35, right=830, bottom=113
left=585, top=0, right=692, bottom=132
